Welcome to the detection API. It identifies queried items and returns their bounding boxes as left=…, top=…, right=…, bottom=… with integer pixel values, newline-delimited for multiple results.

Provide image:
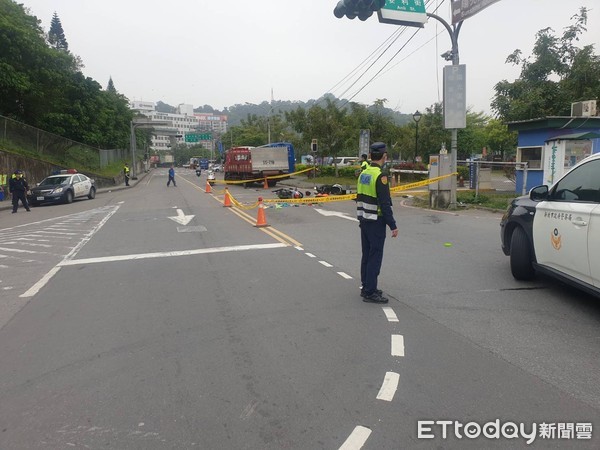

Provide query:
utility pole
left=427, top=12, right=464, bottom=210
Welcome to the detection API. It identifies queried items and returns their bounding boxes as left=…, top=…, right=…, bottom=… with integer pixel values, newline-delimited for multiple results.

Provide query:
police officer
left=356, top=142, right=398, bottom=303
left=360, top=153, right=369, bottom=171
left=9, top=170, right=31, bottom=213
left=123, top=163, right=130, bottom=186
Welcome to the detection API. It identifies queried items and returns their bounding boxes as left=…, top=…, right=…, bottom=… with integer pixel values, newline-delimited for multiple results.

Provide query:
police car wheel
left=88, top=187, right=96, bottom=199
left=509, top=226, right=535, bottom=280
left=64, top=190, right=74, bottom=204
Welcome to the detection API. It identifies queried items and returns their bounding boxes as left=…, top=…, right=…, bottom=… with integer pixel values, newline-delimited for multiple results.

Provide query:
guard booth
left=429, top=152, right=452, bottom=208
left=508, top=111, right=600, bottom=193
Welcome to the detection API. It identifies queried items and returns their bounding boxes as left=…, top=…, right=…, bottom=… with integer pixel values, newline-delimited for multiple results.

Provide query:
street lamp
left=412, top=110, right=422, bottom=163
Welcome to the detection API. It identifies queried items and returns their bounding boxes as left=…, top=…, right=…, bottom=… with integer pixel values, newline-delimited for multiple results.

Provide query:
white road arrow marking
left=315, top=209, right=358, bottom=222
left=168, top=209, right=195, bottom=225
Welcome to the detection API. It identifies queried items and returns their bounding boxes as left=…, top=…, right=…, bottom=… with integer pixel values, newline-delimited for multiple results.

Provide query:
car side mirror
left=529, top=185, right=548, bottom=201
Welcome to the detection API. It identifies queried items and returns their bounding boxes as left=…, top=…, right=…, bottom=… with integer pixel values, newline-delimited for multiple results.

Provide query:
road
left=0, top=167, right=598, bottom=449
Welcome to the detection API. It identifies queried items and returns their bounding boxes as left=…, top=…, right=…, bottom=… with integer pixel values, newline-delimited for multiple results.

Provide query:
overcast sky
left=18, top=0, right=600, bottom=115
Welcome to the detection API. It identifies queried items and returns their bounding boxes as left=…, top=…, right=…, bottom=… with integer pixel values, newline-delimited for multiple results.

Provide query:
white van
left=331, top=157, right=359, bottom=166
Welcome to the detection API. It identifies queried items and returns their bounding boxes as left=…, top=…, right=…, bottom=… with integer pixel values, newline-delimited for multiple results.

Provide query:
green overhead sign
left=184, top=133, right=212, bottom=143
left=378, top=0, right=427, bottom=27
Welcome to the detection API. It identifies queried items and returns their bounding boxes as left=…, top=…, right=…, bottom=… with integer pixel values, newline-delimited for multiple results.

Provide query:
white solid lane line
left=58, top=243, right=288, bottom=266
left=391, top=334, right=405, bottom=357
left=339, top=426, right=372, bottom=450
left=376, top=372, right=400, bottom=402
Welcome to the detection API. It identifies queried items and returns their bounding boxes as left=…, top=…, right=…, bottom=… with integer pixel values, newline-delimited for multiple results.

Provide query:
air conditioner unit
left=571, top=100, right=597, bottom=117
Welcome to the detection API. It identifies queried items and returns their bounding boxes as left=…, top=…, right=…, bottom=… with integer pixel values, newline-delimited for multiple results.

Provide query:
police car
left=500, top=152, right=600, bottom=298
left=28, top=170, right=96, bottom=206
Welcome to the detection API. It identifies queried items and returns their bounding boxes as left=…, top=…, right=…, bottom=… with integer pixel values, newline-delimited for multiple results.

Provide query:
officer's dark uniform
left=9, top=170, right=31, bottom=213
left=356, top=143, right=397, bottom=303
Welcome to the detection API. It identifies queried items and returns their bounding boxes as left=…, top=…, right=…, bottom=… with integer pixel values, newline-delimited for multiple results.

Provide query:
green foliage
left=0, top=0, right=133, bottom=151
left=457, top=165, right=469, bottom=181
left=492, top=7, right=600, bottom=122
left=48, top=12, right=68, bottom=51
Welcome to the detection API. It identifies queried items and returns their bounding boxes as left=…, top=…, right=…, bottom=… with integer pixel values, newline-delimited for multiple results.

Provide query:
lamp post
left=412, top=110, right=422, bottom=163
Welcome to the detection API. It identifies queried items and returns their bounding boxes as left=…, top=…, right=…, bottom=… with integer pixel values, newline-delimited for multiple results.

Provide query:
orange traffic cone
left=205, top=179, right=212, bottom=193
left=255, top=197, right=268, bottom=227
left=223, top=188, right=232, bottom=207
left=263, top=178, right=269, bottom=189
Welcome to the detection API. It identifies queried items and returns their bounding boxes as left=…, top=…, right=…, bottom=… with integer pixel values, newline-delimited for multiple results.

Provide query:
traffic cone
left=223, top=188, right=232, bottom=207
left=255, top=197, right=268, bottom=227
left=205, top=179, right=212, bottom=193
left=263, top=178, right=269, bottom=189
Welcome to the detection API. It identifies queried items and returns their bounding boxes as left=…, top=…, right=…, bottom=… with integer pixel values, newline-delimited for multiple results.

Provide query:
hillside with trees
left=1, top=0, right=597, bottom=168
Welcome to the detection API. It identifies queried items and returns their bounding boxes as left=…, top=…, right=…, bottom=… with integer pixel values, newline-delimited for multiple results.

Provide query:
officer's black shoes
left=360, top=288, right=382, bottom=298
left=362, top=292, right=388, bottom=303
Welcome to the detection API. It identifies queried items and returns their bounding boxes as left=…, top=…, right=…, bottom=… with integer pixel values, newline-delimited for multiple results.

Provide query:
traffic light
left=333, top=0, right=386, bottom=21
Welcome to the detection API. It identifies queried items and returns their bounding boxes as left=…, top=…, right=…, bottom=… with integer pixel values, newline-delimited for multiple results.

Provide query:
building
left=129, top=102, right=228, bottom=152
left=508, top=101, right=600, bottom=193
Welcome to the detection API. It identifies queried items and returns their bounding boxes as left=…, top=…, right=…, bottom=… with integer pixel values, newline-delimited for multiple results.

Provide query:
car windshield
left=41, top=176, right=70, bottom=186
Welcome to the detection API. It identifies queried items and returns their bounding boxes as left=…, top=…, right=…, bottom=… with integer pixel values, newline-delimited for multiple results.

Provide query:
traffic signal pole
left=426, top=12, right=463, bottom=210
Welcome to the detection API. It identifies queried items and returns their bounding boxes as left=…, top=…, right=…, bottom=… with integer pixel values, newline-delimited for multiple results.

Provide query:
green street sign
left=184, top=133, right=212, bottom=143
left=378, top=0, right=427, bottom=27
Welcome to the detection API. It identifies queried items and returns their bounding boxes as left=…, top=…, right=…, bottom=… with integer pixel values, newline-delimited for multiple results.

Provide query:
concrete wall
left=0, top=150, right=121, bottom=190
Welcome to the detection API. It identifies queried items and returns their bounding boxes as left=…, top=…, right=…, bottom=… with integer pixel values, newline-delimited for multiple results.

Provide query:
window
left=551, top=159, right=600, bottom=203
left=518, top=147, right=542, bottom=169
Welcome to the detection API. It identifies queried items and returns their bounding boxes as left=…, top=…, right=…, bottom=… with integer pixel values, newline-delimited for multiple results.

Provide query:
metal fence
left=0, top=115, right=128, bottom=169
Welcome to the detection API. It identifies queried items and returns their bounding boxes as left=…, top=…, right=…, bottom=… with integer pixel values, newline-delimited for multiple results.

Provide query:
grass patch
left=410, top=190, right=517, bottom=211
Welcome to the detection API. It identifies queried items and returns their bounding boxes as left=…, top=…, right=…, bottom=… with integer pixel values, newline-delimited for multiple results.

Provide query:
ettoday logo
left=418, top=420, right=592, bottom=445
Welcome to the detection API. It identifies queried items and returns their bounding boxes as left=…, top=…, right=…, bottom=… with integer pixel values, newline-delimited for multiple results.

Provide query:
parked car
left=28, top=171, right=96, bottom=206
left=500, top=152, right=600, bottom=297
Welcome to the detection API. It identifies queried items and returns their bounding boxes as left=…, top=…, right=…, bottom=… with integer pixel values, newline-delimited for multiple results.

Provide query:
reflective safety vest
left=356, top=164, right=381, bottom=221
left=124, top=165, right=130, bottom=175
left=360, top=160, right=369, bottom=171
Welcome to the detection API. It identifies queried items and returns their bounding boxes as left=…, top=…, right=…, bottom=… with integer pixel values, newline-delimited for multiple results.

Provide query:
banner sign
left=451, top=0, right=502, bottom=24
left=359, top=129, right=370, bottom=157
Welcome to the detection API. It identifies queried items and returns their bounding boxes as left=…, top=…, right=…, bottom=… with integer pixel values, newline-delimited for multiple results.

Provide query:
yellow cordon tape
left=220, top=172, right=459, bottom=207
left=260, top=172, right=458, bottom=205
left=262, top=194, right=356, bottom=204
left=390, top=172, right=458, bottom=193
left=212, top=167, right=314, bottom=185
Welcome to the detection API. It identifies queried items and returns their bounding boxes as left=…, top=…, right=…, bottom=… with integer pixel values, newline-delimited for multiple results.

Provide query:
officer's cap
left=369, top=142, right=387, bottom=159
left=14, top=169, right=23, bottom=174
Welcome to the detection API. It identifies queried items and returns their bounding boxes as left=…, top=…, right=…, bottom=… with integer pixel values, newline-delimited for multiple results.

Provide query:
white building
left=129, top=102, right=228, bottom=151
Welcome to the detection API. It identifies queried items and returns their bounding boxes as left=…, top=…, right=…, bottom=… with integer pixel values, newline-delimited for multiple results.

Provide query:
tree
left=107, top=76, right=116, bottom=93
left=48, top=12, right=68, bottom=51
left=492, top=7, right=600, bottom=122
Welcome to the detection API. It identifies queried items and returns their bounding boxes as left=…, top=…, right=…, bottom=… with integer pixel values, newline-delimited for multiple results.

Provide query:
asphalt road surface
left=0, top=167, right=598, bottom=449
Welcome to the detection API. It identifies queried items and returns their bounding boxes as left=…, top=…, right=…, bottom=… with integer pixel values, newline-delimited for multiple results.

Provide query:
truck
left=224, top=143, right=295, bottom=187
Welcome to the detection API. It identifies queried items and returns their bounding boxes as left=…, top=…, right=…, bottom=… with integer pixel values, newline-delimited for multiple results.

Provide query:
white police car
left=500, top=152, right=600, bottom=297
left=28, top=170, right=96, bottom=206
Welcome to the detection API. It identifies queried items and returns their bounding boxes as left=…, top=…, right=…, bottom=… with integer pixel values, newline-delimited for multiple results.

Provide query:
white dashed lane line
left=376, top=372, right=400, bottom=402
left=339, top=426, right=372, bottom=450
left=382, top=306, right=398, bottom=322
left=391, top=334, right=405, bottom=357
left=319, top=260, right=333, bottom=268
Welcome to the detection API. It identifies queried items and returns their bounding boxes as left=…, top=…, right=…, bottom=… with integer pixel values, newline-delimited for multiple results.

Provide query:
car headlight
left=53, top=187, right=64, bottom=194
